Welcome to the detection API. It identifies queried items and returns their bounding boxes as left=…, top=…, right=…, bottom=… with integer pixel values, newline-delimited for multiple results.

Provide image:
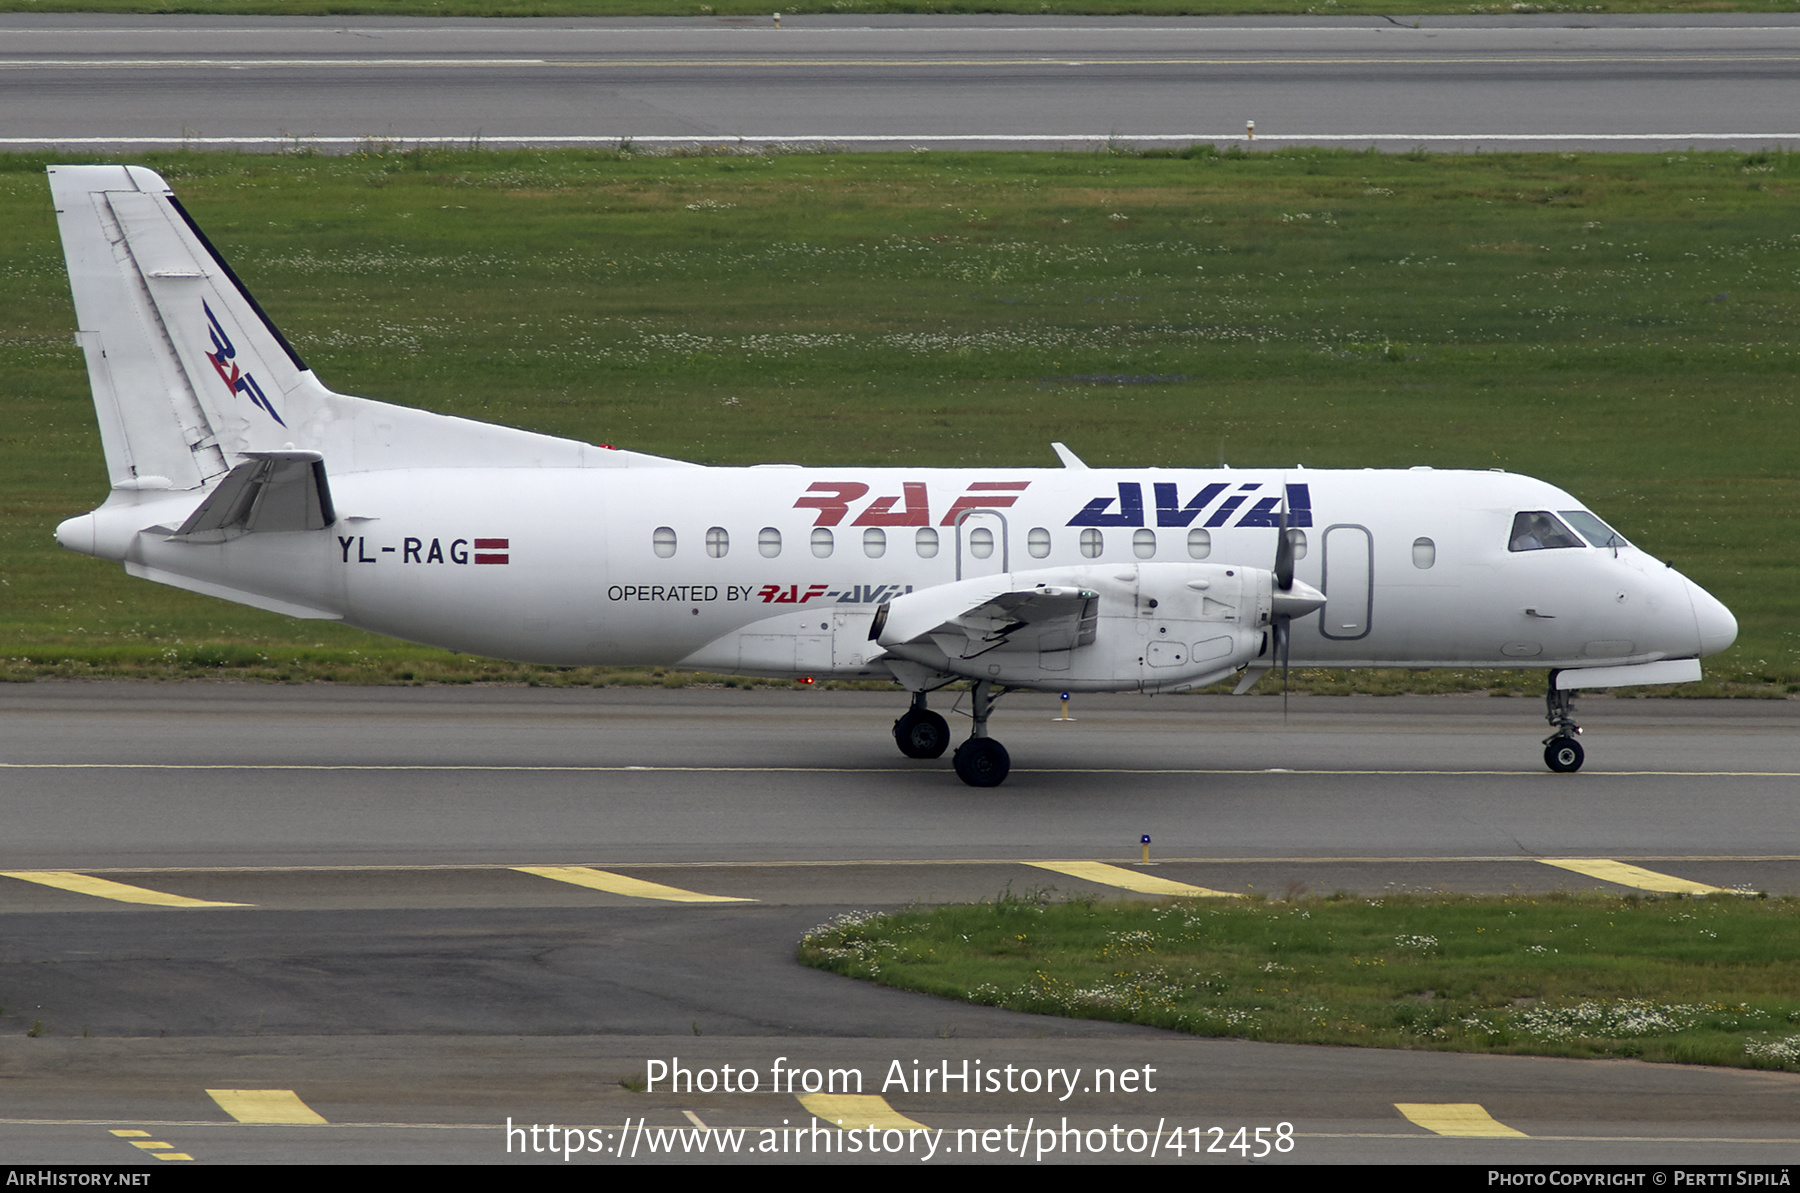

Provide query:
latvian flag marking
left=474, top=537, right=510, bottom=565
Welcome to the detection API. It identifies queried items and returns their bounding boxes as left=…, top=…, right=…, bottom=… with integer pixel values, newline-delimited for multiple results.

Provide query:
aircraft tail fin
left=49, top=164, right=321, bottom=491
left=52, top=164, right=697, bottom=485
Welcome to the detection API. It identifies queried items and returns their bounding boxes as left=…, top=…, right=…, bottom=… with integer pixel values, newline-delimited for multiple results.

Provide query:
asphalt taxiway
left=1, top=683, right=1795, bottom=1164
left=4, top=14, right=1800, bottom=153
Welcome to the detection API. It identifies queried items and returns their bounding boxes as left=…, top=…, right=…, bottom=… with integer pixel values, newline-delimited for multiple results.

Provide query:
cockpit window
left=1508, top=511, right=1584, bottom=552
left=1558, top=510, right=1631, bottom=549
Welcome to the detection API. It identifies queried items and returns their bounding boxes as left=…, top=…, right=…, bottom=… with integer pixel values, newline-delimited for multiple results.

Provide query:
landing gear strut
left=951, top=681, right=1011, bottom=788
left=893, top=691, right=950, bottom=759
left=1542, top=671, right=1585, bottom=774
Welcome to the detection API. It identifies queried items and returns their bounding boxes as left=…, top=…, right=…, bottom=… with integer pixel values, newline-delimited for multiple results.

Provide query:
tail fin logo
left=203, top=300, right=285, bottom=426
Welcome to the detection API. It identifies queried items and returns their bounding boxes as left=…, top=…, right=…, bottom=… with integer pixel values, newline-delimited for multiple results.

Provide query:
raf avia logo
left=792, top=480, right=1311, bottom=530
left=202, top=301, right=285, bottom=426
left=1069, top=482, right=1312, bottom=528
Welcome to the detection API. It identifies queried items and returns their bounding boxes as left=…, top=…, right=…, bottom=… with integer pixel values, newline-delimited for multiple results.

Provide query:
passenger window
left=653, top=526, right=677, bottom=559
left=811, top=527, right=834, bottom=558
left=1080, top=528, right=1104, bottom=559
left=1285, top=528, right=1307, bottom=560
left=968, top=527, right=995, bottom=559
left=1027, top=527, right=1051, bottom=559
left=1412, top=537, right=1436, bottom=569
left=1132, top=528, right=1156, bottom=559
left=915, top=527, right=939, bottom=558
left=1508, top=511, right=1583, bottom=552
left=758, top=527, right=782, bottom=558
left=705, top=527, right=729, bottom=559
left=863, top=527, right=886, bottom=558
left=1187, top=528, right=1211, bottom=559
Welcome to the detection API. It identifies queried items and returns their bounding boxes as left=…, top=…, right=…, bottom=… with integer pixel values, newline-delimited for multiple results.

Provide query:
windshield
left=1508, top=511, right=1584, bottom=552
left=1558, top=509, right=1631, bottom=549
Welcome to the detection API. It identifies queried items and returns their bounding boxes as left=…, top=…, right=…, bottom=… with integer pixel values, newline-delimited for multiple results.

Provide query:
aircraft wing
left=878, top=581, right=1098, bottom=661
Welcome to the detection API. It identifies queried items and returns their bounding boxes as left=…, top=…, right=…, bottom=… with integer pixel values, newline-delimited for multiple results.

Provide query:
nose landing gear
left=1543, top=672, right=1585, bottom=773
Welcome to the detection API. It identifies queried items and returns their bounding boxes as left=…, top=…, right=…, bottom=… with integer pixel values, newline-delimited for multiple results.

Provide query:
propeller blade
left=1278, top=614, right=1292, bottom=720
left=1273, top=493, right=1295, bottom=592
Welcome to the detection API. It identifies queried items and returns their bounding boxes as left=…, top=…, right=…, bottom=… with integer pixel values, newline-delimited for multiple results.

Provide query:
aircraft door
left=1320, top=524, right=1373, bottom=640
left=955, top=510, right=1010, bottom=581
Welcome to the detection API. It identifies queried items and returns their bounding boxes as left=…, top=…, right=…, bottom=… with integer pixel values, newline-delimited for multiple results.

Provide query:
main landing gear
left=1543, top=671, right=1585, bottom=774
left=894, top=683, right=1011, bottom=787
left=893, top=691, right=950, bottom=759
left=951, top=681, right=1010, bottom=788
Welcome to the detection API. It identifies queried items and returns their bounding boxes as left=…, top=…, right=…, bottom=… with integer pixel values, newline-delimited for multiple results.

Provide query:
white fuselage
left=69, top=462, right=1735, bottom=691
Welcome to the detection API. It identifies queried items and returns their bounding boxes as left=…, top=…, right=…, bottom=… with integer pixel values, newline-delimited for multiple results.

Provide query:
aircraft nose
left=1686, top=579, right=1738, bottom=657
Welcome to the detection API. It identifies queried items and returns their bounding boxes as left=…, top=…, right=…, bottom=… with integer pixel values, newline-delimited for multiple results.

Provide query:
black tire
left=1544, top=737, right=1585, bottom=774
left=952, top=738, right=1011, bottom=788
left=893, top=709, right=950, bottom=759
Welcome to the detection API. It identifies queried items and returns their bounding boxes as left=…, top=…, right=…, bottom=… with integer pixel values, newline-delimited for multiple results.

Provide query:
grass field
left=3, top=1, right=1795, bottom=17
left=0, top=147, right=1793, bottom=689
left=798, top=891, right=1800, bottom=1070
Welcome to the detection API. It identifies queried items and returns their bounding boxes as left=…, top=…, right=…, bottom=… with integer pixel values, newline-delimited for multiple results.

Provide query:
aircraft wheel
left=1544, top=736, right=1585, bottom=774
left=952, top=738, right=1011, bottom=788
left=894, top=709, right=950, bottom=759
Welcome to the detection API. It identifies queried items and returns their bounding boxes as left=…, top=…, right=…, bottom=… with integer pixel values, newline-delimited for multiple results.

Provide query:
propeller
left=1272, top=500, right=1295, bottom=717
left=1231, top=482, right=1325, bottom=700
left=1263, top=484, right=1328, bottom=712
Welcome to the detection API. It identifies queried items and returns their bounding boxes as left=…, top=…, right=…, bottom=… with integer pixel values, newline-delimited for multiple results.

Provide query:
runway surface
left=1, top=683, right=1795, bottom=1164
left=5, top=14, right=1800, bottom=153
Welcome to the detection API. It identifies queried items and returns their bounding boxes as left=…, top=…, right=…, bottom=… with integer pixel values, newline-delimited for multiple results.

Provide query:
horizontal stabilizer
left=172, top=452, right=335, bottom=541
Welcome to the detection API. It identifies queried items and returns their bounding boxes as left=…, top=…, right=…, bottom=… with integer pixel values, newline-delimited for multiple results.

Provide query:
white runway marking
left=6, top=54, right=1799, bottom=68
left=3, top=762, right=1795, bottom=776
left=4, top=134, right=1800, bottom=150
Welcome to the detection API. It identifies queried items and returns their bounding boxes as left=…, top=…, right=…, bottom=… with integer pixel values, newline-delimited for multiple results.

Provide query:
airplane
left=46, top=164, right=1739, bottom=787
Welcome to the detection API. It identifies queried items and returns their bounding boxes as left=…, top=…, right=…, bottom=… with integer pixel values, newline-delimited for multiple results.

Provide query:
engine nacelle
left=876, top=562, right=1291, bottom=692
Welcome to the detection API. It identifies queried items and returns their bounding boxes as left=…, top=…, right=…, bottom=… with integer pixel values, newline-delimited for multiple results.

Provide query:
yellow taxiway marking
left=12, top=853, right=1796, bottom=875
left=1539, top=859, right=1727, bottom=895
left=799, top=1094, right=928, bottom=1132
left=206, top=1090, right=328, bottom=1125
left=0, top=871, right=248, bottom=908
left=1395, top=1103, right=1527, bottom=1138
left=513, top=865, right=754, bottom=904
left=1025, top=860, right=1238, bottom=898
left=682, top=1111, right=710, bottom=1130
left=116, top=1130, right=194, bottom=1160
